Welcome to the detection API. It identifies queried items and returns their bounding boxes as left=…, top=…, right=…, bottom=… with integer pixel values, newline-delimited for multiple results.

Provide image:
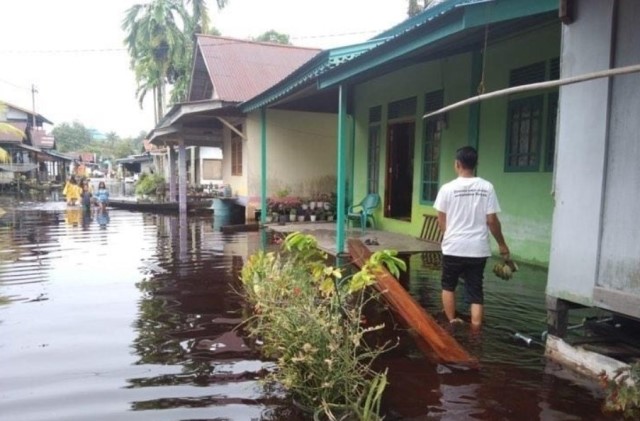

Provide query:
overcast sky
left=0, top=0, right=408, bottom=138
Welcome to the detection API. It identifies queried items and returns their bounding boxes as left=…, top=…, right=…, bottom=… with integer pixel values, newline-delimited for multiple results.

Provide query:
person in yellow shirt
left=62, top=175, right=81, bottom=206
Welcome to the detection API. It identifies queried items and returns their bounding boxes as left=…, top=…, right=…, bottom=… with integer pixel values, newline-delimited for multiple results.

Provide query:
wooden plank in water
left=348, top=239, right=477, bottom=366
left=221, top=223, right=260, bottom=233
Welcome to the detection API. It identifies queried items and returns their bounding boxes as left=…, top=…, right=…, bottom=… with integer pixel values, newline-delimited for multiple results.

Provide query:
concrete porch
left=266, top=221, right=441, bottom=257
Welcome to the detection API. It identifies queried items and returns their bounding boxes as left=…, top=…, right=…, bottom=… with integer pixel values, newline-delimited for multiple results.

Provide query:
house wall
left=352, top=23, right=560, bottom=266
left=548, top=0, right=640, bottom=317
left=240, top=109, right=340, bottom=218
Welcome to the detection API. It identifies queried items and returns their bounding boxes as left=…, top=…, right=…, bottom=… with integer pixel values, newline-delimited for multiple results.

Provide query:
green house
left=244, top=0, right=560, bottom=265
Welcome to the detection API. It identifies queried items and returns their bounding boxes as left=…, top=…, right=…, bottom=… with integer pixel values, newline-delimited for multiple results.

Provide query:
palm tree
left=123, top=1, right=229, bottom=112
left=122, top=0, right=191, bottom=124
left=0, top=102, right=24, bottom=163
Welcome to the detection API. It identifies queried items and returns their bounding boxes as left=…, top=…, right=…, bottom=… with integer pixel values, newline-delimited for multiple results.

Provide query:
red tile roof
left=0, top=121, right=27, bottom=143
left=196, top=35, right=321, bottom=102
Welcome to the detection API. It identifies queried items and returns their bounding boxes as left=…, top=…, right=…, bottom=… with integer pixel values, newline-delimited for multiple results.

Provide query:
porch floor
left=266, top=221, right=441, bottom=257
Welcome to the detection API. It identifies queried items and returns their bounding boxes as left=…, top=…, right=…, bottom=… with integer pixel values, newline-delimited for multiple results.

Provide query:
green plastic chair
left=347, top=193, right=380, bottom=233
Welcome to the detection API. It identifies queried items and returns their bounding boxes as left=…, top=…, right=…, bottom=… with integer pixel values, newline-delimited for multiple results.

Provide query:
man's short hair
left=456, top=146, right=478, bottom=170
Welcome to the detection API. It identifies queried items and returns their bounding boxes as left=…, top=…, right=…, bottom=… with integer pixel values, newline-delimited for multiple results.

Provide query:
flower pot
left=310, top=215, right=317, bottom=222
left=297, top=215, right=305, bottom=222
left=289, top=214, right=296, bottom=222
left=265, top=216, right=273, bottom=223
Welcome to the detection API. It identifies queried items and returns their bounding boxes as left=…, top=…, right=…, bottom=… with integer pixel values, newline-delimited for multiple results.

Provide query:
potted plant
left=289, top=207, right=297, bottom=222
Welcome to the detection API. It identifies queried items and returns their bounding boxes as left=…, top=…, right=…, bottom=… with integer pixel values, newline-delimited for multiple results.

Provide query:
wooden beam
left=423, top=63, right=640, bottom=119
left=348, top=239, right=478, bottom=366
left=216, top=117, right=246, bottom=140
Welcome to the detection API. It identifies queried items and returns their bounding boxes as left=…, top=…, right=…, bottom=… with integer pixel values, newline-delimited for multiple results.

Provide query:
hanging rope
left=477, top=4, right=492, bottom=95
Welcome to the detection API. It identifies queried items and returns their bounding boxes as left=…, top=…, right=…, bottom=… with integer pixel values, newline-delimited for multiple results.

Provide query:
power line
left=0, top=29, right=386, bottom=55
left=0, top=77, right=31, bottom=91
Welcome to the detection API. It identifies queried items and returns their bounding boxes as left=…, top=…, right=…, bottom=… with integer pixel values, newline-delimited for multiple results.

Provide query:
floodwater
left=0, top=197, right=619, bottom=420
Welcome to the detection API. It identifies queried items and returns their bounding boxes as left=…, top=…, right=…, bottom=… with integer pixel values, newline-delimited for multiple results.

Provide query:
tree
left=123, top=0, right=191, bottom=124
left=253, top=30, right=291, bottom=45
left=407, top=0, right=433, bottom=17
left=0, top=102, right=24, bottom=163
left=123, top=1, right=229, bottom=118
left=51, top=121, right=94, bottom=153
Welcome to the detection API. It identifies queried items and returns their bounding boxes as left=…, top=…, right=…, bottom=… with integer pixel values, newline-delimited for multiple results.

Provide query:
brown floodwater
left=0, top=197, right=621, bottom=420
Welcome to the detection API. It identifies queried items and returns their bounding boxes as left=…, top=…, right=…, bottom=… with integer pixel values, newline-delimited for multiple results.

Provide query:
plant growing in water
left=600, top=362, right=640, bottom=419
left=239, top=232, right=405, bottom=420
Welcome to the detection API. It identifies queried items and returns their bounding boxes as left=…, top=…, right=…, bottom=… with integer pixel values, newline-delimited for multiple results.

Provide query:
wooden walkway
left=266, top=222, right=441, bottom=256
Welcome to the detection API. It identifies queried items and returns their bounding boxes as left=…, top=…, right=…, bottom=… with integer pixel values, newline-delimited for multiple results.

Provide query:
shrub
left=240, top=232, right=405, bottom=420
left=135, top=173, right=165, bottom=196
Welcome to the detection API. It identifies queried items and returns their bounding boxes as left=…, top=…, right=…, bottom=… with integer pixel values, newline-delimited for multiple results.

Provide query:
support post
left=336, top=84, right=348, bottom=255
left=178, top=140, right=187, bottom=214
left=260, top=107, right=267, bottom=225
left=168, top=147, right=176, bottom=202
left=546, top=295, right=570, bottom=338
left=190, top=147, right=196, bottom=186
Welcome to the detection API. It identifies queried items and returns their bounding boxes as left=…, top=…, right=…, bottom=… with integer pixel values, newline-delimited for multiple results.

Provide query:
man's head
left=455, top=146, right=478, bottom=174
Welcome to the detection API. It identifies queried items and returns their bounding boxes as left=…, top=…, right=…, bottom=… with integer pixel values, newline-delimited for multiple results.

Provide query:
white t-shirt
left=433, top=176, right=501, bottom=257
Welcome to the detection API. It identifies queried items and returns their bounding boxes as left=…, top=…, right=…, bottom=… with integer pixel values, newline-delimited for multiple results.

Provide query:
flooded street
left=0, top=198, right=617, bottom=420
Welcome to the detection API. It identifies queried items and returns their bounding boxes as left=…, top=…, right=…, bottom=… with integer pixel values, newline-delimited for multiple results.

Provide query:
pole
left=260, top=107, right=267, bottom=226
left=31, top=84, right=38, bottom=128
left=424, top=63, right=640, bottom=119
left=336, top=84, right=348, bottom=255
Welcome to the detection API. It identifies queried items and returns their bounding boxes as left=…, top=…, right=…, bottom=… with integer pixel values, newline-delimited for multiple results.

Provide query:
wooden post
left=178, top=140, right=187, bottom=214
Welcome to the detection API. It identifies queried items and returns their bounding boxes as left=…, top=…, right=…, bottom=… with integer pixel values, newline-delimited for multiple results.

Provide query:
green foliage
left=240, top=232, right=404, bottom=420
left=52, top=121, right=143, bottom=161
left=122, top=1, right=229, bottom=118
left=601, top=362, right=640, bottom=419
left=52, top=121, right=94, bottom=152
left=135, top=172, right=166, bottom=196
left=253, top=29, right=291, bottom=45
left=407, top=0, right=433, bottom=17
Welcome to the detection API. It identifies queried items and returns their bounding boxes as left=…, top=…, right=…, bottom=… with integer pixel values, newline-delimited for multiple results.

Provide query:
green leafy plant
left=239, top=232, right=404, bottom=420
left=600, top=362, right=640, bottom=419
left=135, top=173, right=165, bottom=196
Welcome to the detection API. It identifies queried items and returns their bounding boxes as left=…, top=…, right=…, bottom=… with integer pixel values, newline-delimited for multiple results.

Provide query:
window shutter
left=509, top=62, right=546, bottom=87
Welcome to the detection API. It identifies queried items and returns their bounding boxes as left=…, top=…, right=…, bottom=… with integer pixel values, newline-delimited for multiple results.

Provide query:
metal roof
left=241, top=39, right=388, bottom=112
left=237, top=0, right=557, bottom=111
left=195, top=35, right=321, bottom=103
left=318, top=0, right=557, bottom=89
left=0, top=101, right=53, bottom=125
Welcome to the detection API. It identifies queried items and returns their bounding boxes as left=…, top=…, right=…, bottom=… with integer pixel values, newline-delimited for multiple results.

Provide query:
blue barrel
left=211, top=198, right=232, bottom=230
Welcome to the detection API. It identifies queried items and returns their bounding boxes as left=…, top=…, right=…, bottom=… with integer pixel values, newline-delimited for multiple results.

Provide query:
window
left=231, top=126, right=243, bottom=176
left=505, top=59, right=560, bottom=172
left=367, top=106, right=381, bottom=194
left=202, top=159, right=222, bottom=180
left=422, top=90, right=443, bottom=202
left=505, top=95, right=543, bottom=171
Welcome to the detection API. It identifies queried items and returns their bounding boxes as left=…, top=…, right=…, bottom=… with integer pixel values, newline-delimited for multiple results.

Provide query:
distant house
left=148, top=35, right=322, bottom=212
left=0, top=101, right=69, bottom=183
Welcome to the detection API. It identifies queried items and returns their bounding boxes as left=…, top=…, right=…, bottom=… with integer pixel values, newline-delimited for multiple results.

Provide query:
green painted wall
left=351, top=23, right=560, bottom=266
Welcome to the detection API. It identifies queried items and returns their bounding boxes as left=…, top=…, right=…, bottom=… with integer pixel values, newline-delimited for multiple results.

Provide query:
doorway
left=385, top=121, right=414, bottom=220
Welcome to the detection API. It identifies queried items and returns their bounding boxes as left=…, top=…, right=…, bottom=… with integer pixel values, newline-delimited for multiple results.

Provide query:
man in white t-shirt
left=433, top=146, right=510, bottom=328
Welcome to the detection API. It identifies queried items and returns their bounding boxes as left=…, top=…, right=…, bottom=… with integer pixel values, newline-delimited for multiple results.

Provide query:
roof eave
left=318, top=0, right=558, bottom=89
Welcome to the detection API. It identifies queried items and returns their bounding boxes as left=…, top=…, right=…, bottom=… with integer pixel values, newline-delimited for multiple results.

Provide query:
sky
left=0, top=0, right=409, bottom=138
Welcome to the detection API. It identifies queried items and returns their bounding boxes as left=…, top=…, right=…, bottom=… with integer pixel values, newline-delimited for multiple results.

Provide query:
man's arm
left=437, top=211, right=447, bottom=235
left=487, top=213, right=510, bottom=259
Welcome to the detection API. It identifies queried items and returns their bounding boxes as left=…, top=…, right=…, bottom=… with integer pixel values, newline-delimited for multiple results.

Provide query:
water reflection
left=0, top=199, right=617, bottom=421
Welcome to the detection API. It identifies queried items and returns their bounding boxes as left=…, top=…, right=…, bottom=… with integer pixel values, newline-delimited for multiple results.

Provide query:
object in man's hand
left=493, top=260, right=519, bottom=280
